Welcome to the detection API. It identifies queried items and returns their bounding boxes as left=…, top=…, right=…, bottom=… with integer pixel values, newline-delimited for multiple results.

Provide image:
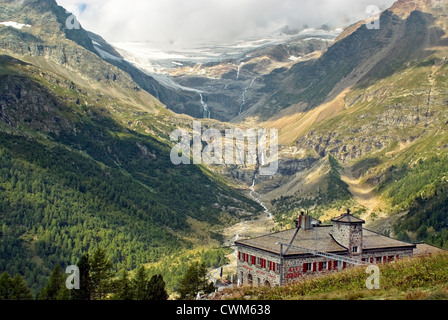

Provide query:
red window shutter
left=303, top=263, right=307, bottom=272
left=396, top=255, right=399, bottom=260
left=328, top=261, right=332, bottom=270
left=334, top=260, right=338, bottom=269
left=343, top=262, right=346, bottom=269
left=318, top=262, right=323, bottom=271
left=313, top=262, right=317, bottom=272
left=238, top=252, right=241, bottom=260
left=251, top=256, right=256, bottom=265
left=383, top=256, right=387, bottom=264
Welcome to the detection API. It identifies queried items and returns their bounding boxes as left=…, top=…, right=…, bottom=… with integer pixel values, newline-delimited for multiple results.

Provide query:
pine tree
left=177, top=262, right=214, bottom=300
left=114, top=270, right=134, bottom=300
left=71, top=253, right=93, bottom=300
left=90, top=248, right=113, bottom=300
left=0, top=272, right=13, bottom=300
left=39, top=265, right=70, bottom=300
left=132, top=266, right=150, bottom=300
left=10, top=274, right=32, bottom=300
left=147, top=274, right=169, bottom=300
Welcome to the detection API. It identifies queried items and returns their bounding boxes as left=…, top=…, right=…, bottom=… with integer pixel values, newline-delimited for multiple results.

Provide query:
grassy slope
left=0, top=55, right=262, bottom=294
left=229, top=252, right=448, bottom=300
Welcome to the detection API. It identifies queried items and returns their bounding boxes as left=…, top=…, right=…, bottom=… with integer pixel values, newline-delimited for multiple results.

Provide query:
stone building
left=235, top=211, right=416, bottom=287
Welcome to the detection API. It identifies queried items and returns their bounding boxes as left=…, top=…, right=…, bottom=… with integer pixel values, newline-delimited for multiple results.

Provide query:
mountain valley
left=1, top=0, right=448, bottom=298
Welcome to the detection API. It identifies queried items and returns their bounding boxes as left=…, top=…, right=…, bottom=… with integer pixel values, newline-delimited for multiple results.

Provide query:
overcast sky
left=56, top=0, right=397, bottom=47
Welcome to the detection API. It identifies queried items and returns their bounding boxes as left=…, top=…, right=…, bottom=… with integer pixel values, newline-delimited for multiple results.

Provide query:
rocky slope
left=247, top=0, right=448, bottom=242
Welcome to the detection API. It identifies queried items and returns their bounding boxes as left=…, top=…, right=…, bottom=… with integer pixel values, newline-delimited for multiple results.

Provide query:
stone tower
left=330, top=210, right=365, bottom=255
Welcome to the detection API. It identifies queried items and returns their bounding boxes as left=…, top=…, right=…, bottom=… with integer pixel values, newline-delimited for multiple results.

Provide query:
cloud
left=56, top=0, right=397, bottom=46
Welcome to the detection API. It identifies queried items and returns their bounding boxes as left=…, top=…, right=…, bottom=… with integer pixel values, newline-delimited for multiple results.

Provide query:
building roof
left=235, top=225, right=415, bottom=257
left=362, top=229, right=416, bottom=251
left=413, top=243, right=445, bottom=256
left=331, top=213, right=365, bottom=224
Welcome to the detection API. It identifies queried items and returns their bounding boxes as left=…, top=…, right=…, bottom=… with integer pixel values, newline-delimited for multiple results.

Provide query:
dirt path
left=341, top=168, right=386, bottom=222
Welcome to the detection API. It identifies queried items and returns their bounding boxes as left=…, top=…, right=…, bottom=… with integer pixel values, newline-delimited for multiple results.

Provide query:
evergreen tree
left=10, top=274, right=33, bottom=300
left=147, top=274, right=169, bottom=300
left=132, top=266, right=150, bottom=300
left=39, top=265, right=70, bottom=300
left=0, top=272, right=13, bottom=300
left=114, top=270, right=134, bottom=300
left=71, top=253, right=93, bottom=300
left=90, top=248, right=113, bottom=300
left=177, top=262, right=214, bottom=300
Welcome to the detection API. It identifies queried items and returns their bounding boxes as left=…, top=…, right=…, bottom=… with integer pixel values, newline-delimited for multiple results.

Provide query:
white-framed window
left=322, top=261, right=327, bottom=270
left=337, top=260, right=343, bottom=269
left=352, top=246, right=359, bottom=253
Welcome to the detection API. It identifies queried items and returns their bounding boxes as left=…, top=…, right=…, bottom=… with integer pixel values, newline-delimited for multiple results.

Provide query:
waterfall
left=238, top=77, right=257, bottom=115
left=199, top=93, right=210, bottom=119
left=236, top=62, right=244, bottom=80
left=249, top=77, right=256, bottom=87
left=239, top=87, right=247, bottom=115
left=249, top=175, right=272, bottom=218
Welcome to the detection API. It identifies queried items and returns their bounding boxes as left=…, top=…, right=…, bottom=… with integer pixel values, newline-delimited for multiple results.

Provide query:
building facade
left=235, top=211, right=416, bottom=287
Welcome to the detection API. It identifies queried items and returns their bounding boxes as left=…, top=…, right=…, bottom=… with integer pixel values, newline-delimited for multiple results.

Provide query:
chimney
left=295, top=211, right=313, bottom=230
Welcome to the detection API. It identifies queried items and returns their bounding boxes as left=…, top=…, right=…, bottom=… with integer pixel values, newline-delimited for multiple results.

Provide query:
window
left=352, top=246, right=359, bottom=253
left=322, top=261, right=327, bottom=270
left=305, top=263, right=312, bottom=272
left=337, top=260, right=343, bottom=269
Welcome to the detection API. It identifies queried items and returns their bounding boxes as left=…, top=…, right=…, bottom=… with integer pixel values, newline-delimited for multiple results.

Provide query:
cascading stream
left=199, top=93, right=211, bottom=119
left=249, top=175, right=272, bottom=219
left=238, top=77, right=257, bottom=115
